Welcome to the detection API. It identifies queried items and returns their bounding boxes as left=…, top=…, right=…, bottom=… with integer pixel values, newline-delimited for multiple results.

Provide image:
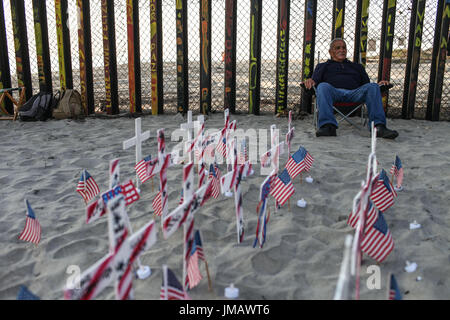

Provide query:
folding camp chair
left=0, top=87, right=26, bottom=121
left=301, top=83, right=392, bottom=131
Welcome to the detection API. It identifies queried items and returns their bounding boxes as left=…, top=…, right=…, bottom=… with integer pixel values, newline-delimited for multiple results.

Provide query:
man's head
left=329, top=38, right=347, bottom=63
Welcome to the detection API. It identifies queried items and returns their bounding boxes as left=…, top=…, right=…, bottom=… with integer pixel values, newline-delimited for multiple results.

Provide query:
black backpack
left=19, top=91, right=60, bottom=121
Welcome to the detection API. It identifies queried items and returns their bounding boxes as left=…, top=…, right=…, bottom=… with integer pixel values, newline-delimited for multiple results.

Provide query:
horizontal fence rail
left=0, top=0, right=448, bottom=120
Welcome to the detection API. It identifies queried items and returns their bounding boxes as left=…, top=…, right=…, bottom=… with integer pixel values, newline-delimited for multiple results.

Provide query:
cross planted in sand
left=123, top=117, right=151, bottom=191
left=85, top=159, right=151, bottom=279
left=219, top=138, right=253, bottom=244
left=64, top=192, right=158, bottom=300
left=162, top=162, right=214, bottom=291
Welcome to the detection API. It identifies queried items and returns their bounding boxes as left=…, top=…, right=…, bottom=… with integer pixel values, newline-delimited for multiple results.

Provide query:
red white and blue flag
left=193, top=230, right=206, bottom=261
left=388, top=274, right=402, bottom=300
left=370, top=169, right=397, bottom=212
left=187, top=237, right=203, bottom=289
left=208, top=164, right=221, bottom=199
left=389, top=155, right=403, bottom=188
left=18, top=199, right=41, bottom=245
left=270, top=169, right=295, bottom=206
left=152, top=190, right=162, bottom=216
left=135, top=155, right=156, bottom=183
left=17, top=285, right=40, bottom=300
left=120, top=180, right=140, bottom=206
left=285, top=146, right=314, bottom=179
left=362, top=211, right=394, bottom=263
left=160, top=266, right=191, bottom=300
left=77, top=170, right=100, bottom=203
left=347, top=199, right=394, bottom=263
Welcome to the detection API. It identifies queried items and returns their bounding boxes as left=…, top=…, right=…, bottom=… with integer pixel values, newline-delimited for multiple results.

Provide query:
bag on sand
left=18, top=92, right=57, bottom=121
left=53, top=89, right=85, bottom=120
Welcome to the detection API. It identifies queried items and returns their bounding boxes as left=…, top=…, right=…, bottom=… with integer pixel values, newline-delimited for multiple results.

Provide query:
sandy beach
left=0, top=112, right=449, bottom=300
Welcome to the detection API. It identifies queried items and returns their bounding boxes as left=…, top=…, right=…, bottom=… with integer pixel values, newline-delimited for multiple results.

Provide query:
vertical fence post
left=275, top=0, right=290, bottom=116
left=426, top=0, right=449, bottom=121
left=55, top=0, right=73, bottom=90
left=101, top=0, right=119, bottom=115
left=77, top=0, right=94, bottom=115
left=300, top=0, right=317, bottom=114
left=377, top=0, right=397, bottom=114
left=150, top=0, right=164, bottom=115
left=248, top=0, right=262, bottom=115
left=200, top=0, right=211, bottom=115
left=402, top=0, right=426, bottom=120
left=127, top=0, right=141, bottom=114
left=176, top=0, right=189, bottom=114
left=332, top=0, right=345, bottom=39
left=354, top=0, right=369, bottom=67
left=0, top=0, right=12, bottom=114
left=224, top=0, right=237, bottom=114
left=32, top=0, right=52, bottom=93
left=10, top=0, right=33, bottom=100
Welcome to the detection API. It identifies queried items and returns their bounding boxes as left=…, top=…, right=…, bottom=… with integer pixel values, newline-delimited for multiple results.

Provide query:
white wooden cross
left=64, top=193, right=158, bottom=300
left=123, top=118, right=151, bottom=191
left=219, top=138, right=248, bottom=243
left=180, top=110, right=195, bottom=164
left=260, top=124, right=285, bottom=176
left=162, top=162, right=214, bottom=291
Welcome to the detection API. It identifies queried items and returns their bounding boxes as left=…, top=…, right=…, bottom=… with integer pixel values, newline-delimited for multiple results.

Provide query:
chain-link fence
left=3, top=0, right=449, bottom=119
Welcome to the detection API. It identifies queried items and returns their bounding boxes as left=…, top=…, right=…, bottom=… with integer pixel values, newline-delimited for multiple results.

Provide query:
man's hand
left=378, top=80, right=390, bottom=86
left=303, top=78, right=316, bottom=90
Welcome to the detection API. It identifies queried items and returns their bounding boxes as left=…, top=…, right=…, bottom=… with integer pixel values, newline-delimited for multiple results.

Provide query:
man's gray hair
left=329, top=38, right=346, bottom=50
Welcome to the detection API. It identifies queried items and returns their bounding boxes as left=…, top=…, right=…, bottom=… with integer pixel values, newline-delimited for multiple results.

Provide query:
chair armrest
left=300, top=83, right=316, bottom=96
left=379, top=83, right=393, bottom=93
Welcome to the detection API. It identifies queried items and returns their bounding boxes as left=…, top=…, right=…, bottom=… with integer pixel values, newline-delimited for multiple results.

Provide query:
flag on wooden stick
left=160, top=265, right=191, bottom=300
left=370, top=169, right=397, bottom=212
left=270, top=169, right=295, bottom=207
left=388, top=274, right=402, bottom=300
left=76, top=169, right=100, bottom=203
left=389, top=155, right=403, bottom=189
left=285, top=146, right=314, bottom=180
left=18, top=200, right=41, bottom=245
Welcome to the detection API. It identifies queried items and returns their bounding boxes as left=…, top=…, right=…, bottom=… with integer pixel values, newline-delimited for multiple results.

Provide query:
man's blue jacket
left=312, top=59, right=370, bottom=90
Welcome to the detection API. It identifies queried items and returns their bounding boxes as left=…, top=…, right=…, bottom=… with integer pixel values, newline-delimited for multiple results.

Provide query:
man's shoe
left=316, top=124, right=337, bottom=137
left=375, top=124, right=398, bottom=139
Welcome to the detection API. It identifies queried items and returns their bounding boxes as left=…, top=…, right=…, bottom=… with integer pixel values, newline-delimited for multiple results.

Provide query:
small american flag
left=270, top=169, right=295, bottom=206
left=361, top=211, right=394, bottom=263
left=389, top=155, right=403, bottom=188
left=237, top=139, right=248, bottom=164
left=160, top=266, right=191, bottom=300
left=17, top=285, right=40, bottom=300
left=152, top=190, right=162, bottom=216
left=134, top=155, right=154, bottom=183
left=347, top=200, right=378, bottom=231
left=217, top=136, right=227, bottom=159
left=285, top=146, right=314, bottom=179
left=187, top=245, right=203, bottom=289
left=370, top=169, right=397, bottom=212
left=76, top=170, right=100, bottom=203
left=388, top=274, right=402, bottom=300
left=18, top=200, right=41, bottom=245
left=193, top=230, right=206, bottom=261
left=208, top=164, right=221, bottom=199
left=120, top=180, right=140, bottom=206
left=347, top=199, right=393, bottom=263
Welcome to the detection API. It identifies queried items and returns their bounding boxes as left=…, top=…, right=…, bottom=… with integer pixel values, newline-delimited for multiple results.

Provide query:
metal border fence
left=0, top=0, right=449, bottom=120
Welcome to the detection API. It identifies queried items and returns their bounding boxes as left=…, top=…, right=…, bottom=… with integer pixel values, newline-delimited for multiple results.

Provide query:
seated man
left=304, top=38, right=398, bottom=139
